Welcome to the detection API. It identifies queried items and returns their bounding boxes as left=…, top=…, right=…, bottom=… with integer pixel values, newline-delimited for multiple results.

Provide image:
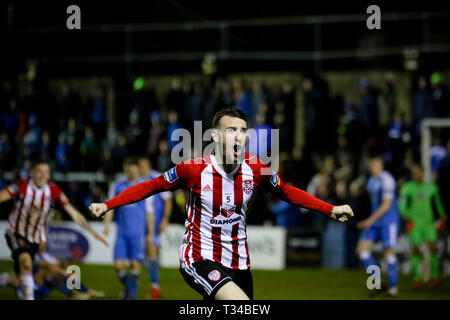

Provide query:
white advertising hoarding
left=0, top=221, right=286, bottom=270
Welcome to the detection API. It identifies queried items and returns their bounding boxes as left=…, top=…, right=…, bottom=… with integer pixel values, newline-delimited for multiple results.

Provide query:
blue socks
left=359, top=251, right=377, bottom=270
left=126, top=273, right=140, bottom=300
left=386, top=255, right=398, bottom=288
left=147, top=259, right=160, bottom=288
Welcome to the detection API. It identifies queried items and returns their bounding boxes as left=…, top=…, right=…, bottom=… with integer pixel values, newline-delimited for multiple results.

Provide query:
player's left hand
left=330, top=204, right=354, bottom=223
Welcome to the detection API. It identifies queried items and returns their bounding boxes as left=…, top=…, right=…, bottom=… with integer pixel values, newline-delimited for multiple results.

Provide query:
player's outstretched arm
left=63, top=203, right=109, bottom=247
left=268, top=174, right=353, bottom=222
left=89, top=174, right=183, bottom=219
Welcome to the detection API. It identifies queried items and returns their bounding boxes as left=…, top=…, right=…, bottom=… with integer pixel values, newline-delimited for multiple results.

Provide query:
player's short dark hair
left=124, top=157, right=139, bottom=166
left=212, top=107, right=247, bottom=128
left=30, top=159, right=50, bottom=169
left=136, top=154, right=150, bottom=162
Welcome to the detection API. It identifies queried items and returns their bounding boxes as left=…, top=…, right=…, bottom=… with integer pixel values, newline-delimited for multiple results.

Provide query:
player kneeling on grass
left=0, top=160, right=108, bottom=300
left=399, top=163, right=447, bottom=288
left=0, top=243, right=105, bottom=300
left=90, top=107, right=354, bottom=300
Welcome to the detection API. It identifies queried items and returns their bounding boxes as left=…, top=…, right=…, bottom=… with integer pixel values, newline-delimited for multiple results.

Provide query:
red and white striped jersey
left=5, top=179, right=69, bottom=243
left=105, top=153, right=334, bottom=271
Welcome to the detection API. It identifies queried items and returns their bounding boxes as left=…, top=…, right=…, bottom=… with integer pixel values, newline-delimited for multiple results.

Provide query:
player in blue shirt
left=357, top=155, right=400, bottom=297
left=137, top=156, right=173, bottom=300
left=104, top=157, right=151, bottom=300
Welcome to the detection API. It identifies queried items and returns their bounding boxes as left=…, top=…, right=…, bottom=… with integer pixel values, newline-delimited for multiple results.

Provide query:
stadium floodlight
left=421, top=118, right=450, bottom=181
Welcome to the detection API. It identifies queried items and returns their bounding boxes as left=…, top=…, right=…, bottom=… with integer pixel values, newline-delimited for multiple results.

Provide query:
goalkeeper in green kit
left=399, top=163, right=447, bottom=288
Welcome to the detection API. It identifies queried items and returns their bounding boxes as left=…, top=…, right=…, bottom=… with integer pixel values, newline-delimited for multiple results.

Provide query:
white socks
left=20, top=274, right=35, bottom=300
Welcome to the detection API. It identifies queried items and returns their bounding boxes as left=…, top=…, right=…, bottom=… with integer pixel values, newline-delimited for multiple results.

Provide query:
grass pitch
left=0, top=260, right=449, bottom=300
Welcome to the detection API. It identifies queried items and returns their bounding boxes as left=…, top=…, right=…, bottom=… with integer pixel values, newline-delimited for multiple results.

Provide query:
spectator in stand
left=358, top=78, right=380, bottom=146
left=157, top=140, right=171, bottom=173
left=250, top=80, right=268, bottom=126
left=55, top=135, right=71, bottom=173
left=166, top=110, right=182, bottom=151
left=90, top=86, right=108, bottom=136
left=377, top=80, right=396, bottom=135
left=125, top=109, right=145, bottom=156
left=23, top=114, right=41, bottom=158
left=146, top=110, right=163, bottom=157
left=430, top=72, right=450, bottom=118
left=165, top=78, right=185, bottom=119
left=232, top=78, right=252, bottom=118
left=385, top=112, right=411, bottom=178
left=278, top=80, right=296, bottom=150
left=412, top=76, right=433, bottom=142
left=80, top=126, right=100, bottom=171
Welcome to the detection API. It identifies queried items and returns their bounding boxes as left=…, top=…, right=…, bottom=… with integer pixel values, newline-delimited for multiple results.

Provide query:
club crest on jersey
left=163, top=167, right=178, bottom=183
left=242, top=180, right=254, bottom=195
left=220, top=205, right=236, bottom=218
left=270, top=172, right=280, bottom=187
left=208, top=270, right=221, bottom=282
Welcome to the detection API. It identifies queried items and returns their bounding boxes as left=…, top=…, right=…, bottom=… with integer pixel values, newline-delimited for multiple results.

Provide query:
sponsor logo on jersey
left=208, top=270, right=221, bottom=282
left=163, top=167, right=178, bottom=183
left=220, top=205, right=236, bottom=218
left=270, top=172, right=280, bottom=187
left=210, top=216, right=241, bottom=225
left=242, top=180, right=254, bottom=195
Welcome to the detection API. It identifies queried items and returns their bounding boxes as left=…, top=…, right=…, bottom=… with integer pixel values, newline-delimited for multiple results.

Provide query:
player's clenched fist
left=89, top=203, right=108, bottom=218
left=330, top=204, right=354, bottom=223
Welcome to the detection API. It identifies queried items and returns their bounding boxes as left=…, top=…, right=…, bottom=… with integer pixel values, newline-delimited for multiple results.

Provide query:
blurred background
left=1, top=1, right=450, bottom=299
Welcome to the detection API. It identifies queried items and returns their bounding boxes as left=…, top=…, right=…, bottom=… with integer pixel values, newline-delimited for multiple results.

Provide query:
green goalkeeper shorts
left=407, top=222, right=438, bottom=247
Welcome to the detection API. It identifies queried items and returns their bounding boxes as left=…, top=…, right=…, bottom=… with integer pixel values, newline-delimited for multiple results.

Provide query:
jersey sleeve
left=398, top=184, right=411, bottom=218
left=145, top=196, right=155, bottom=213
left=380, top=173, right=395, bottom=200
left=432, top=184, right=447, bottom=218
left=5, top=182, right=20, bottom=198
left=260, top=164, right=334, bottom=216
left=104, top=162, right=188, bottom=211
left=51, top=184, right=70, bottom=207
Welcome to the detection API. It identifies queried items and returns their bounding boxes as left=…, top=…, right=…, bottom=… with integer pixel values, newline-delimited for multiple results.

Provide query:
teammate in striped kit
left=0, top=160, right=108, bottom=300
left=89, top=107, right=354, bottom=300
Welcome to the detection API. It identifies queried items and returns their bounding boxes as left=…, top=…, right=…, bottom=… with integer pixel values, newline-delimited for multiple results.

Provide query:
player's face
left=412, top=165, right=424, bottom=182
left=215, top=116, right=248, bottom=164
left=138, top=159, right=150, bottom=176
left=125, top=164, right=140, bottom=181
left=31, top=163, right=50, bottom=188
left=369, top=158, right=383, bottom=177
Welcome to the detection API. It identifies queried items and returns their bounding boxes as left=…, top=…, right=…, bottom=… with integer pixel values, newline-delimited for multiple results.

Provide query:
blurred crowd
left=0, top=73, right=450, bottom=227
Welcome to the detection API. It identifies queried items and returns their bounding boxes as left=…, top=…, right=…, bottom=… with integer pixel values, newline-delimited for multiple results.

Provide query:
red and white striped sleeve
left=4, top=180, right=26, bottom=198
left=50, top=183, right=70, bottom=207
left=104, top=161, right=191, bottom=211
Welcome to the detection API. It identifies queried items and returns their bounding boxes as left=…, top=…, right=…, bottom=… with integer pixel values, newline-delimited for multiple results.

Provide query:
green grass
left=1, top=260, right=449, bottom=300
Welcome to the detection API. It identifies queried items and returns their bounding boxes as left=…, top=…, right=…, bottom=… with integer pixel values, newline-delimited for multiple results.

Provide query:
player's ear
left=211, top=128, right=219, bottom=143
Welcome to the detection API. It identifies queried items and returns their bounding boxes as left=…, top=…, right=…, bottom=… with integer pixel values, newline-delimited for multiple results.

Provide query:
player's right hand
left=89, top=203, right=108, bottom=219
